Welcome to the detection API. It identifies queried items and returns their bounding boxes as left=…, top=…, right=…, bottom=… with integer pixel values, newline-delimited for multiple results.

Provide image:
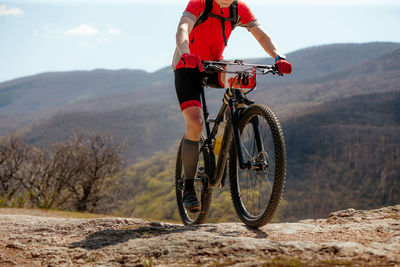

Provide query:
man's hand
left=275, top=59, right=292, bottom=74
left=179, top=53, right=204, bottom=72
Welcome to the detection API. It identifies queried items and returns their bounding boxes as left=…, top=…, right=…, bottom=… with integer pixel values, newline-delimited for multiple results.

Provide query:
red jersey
left=173, top=0, right=259, bottom=69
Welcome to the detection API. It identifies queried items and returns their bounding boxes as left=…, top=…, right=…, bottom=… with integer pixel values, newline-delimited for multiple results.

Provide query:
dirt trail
left=0, top=205, right=399, bottom=266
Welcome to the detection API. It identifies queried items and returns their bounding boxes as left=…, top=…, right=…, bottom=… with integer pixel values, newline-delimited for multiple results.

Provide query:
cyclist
left=173, top=0, right=292, bottom=212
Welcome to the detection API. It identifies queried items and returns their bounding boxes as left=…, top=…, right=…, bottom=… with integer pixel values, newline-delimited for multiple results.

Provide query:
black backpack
left=191, top=0, right=239, bottom=46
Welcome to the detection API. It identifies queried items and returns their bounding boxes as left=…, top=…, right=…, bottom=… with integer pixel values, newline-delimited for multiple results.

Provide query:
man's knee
left=183, top=107, right=204, bottom=135
left=187, top=116, right=203, bottom=132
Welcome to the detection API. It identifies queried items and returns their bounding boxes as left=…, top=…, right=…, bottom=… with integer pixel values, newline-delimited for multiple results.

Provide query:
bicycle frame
left=200, top=85, right=264, bottom=188
left=196, top=60, right=279, bottom=188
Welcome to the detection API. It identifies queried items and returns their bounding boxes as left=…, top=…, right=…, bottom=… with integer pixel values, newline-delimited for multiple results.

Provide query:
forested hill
left=281, top=91, right=400, bottom=221
left=1, top=42, right=399, bottom=137
left=250, top=42, right=400, bottom=81
left=12, top=43, right=400, bottom=163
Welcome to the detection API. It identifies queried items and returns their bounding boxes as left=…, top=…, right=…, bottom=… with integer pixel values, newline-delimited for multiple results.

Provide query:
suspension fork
left=251, top=116, right=264, bottom=154
left=229, top=98, right=251, bottom=170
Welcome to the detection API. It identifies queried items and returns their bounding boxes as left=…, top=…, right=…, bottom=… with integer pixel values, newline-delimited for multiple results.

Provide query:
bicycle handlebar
left=202, top=60, right=281, bottom=75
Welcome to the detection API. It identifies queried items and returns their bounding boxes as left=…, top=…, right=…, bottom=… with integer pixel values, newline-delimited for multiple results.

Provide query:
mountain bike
left=175, top=60, right=286, bottom=228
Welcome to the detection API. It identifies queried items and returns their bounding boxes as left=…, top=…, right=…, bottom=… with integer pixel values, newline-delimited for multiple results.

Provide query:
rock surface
left=0, top=205, right=399, bottom=266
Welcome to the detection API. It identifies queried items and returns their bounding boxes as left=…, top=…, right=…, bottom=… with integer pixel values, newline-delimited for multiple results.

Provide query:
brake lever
left=264, top=65, right=283, bottom=76
left=262, top=69, right=272, bottom=75
left=205, top=64, right=224, bottom=73
left=262, top=68, right=279, bottom=75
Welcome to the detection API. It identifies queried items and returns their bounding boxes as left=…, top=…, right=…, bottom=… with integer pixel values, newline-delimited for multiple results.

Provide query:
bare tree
left=18, top=140, right=87, bottom=209
left=18, top=146, right=54, bottom=208
left=1, top=132, right=125, bottom=212
left=65, top=133, right=125, bottom=212
left=0, top=135, right=28, bottom=205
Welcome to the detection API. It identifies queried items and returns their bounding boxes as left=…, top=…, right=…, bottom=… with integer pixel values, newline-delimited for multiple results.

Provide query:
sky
left=0, top=0, right=399, bottom=83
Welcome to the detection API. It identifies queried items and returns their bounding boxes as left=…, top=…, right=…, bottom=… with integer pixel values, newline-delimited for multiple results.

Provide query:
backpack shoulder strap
left=229, top=0, right=239, bottom=29
left=194, top=0, right=213, bottom=27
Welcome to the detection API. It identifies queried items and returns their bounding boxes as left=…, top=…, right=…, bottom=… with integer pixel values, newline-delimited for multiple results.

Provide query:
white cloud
left=106, top=25, right=121, bottom=36
left=64, top=24, right=99, bottom=37
left=0, top=4, right=24, bottom=16
left=33, top=23, right=122, bottom=44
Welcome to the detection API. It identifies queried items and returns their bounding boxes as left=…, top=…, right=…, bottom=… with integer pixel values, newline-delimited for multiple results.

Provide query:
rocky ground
left=0, top=205, right=399, bottom=266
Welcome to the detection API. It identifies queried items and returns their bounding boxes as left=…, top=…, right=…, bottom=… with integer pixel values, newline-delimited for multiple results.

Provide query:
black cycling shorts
left=174, top=68, right=222, bottom=111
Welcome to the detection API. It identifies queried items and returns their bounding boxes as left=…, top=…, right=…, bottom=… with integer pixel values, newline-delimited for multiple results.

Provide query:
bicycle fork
left=229, top=98, right=251, bottom=170
left=230, top=99, right=266, bottom=171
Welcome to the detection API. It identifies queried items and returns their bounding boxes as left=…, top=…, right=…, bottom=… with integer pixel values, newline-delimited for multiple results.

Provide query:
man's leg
left=174, top=68, right=203, bottom=212
left=181, top=106, right=203, bottom=195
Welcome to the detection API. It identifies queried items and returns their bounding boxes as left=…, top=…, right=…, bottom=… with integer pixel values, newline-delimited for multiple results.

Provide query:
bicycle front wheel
left=229, top=104, right=286, bottom=228
left=175, top=134, right=213, bottom=225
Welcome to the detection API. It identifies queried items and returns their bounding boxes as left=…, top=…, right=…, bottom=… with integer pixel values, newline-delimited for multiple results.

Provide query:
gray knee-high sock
left=181, top=138, right=200, bottom=191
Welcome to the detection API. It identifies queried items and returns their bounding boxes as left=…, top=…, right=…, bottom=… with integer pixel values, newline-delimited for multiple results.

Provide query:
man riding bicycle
left=173, top=0, right=292, bottom=212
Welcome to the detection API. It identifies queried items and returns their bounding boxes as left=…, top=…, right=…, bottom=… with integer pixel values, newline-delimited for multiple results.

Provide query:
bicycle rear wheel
left=175, top=134, right=213, bottom=225
left=229, top=104, right=286, bottom=228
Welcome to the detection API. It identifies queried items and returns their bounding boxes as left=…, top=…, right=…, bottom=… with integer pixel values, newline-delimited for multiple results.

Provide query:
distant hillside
left=0, top=42, right=399, bottom=136
left=0, top=69, right=167, bottom=136
left=243, top=42, right=400, bottom=81
left=17, top=43, right=400, bottom=163
left=282, top=91, right=400, bottom=221
left=24, top=104, right=184, bottom=162
left=0, top=69, right=157, bottom=113
left=255, top=47, right=400, bottom=117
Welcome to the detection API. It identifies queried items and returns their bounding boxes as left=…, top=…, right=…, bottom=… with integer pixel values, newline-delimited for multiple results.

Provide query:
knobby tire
left=229, top=104, right=286, bottom=228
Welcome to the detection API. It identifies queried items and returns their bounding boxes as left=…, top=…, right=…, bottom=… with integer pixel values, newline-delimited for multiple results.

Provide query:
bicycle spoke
left=241, top=125, right=254, bottom=160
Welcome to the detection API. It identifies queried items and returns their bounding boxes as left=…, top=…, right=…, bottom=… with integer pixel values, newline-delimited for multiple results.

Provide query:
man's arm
left=175, top=16, right=203, bottom=71
left=250, top=24, right=292, bottom=74
left=249, top=25, right=281, bottom=59
left=176, top=16, right=195, bottom=55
